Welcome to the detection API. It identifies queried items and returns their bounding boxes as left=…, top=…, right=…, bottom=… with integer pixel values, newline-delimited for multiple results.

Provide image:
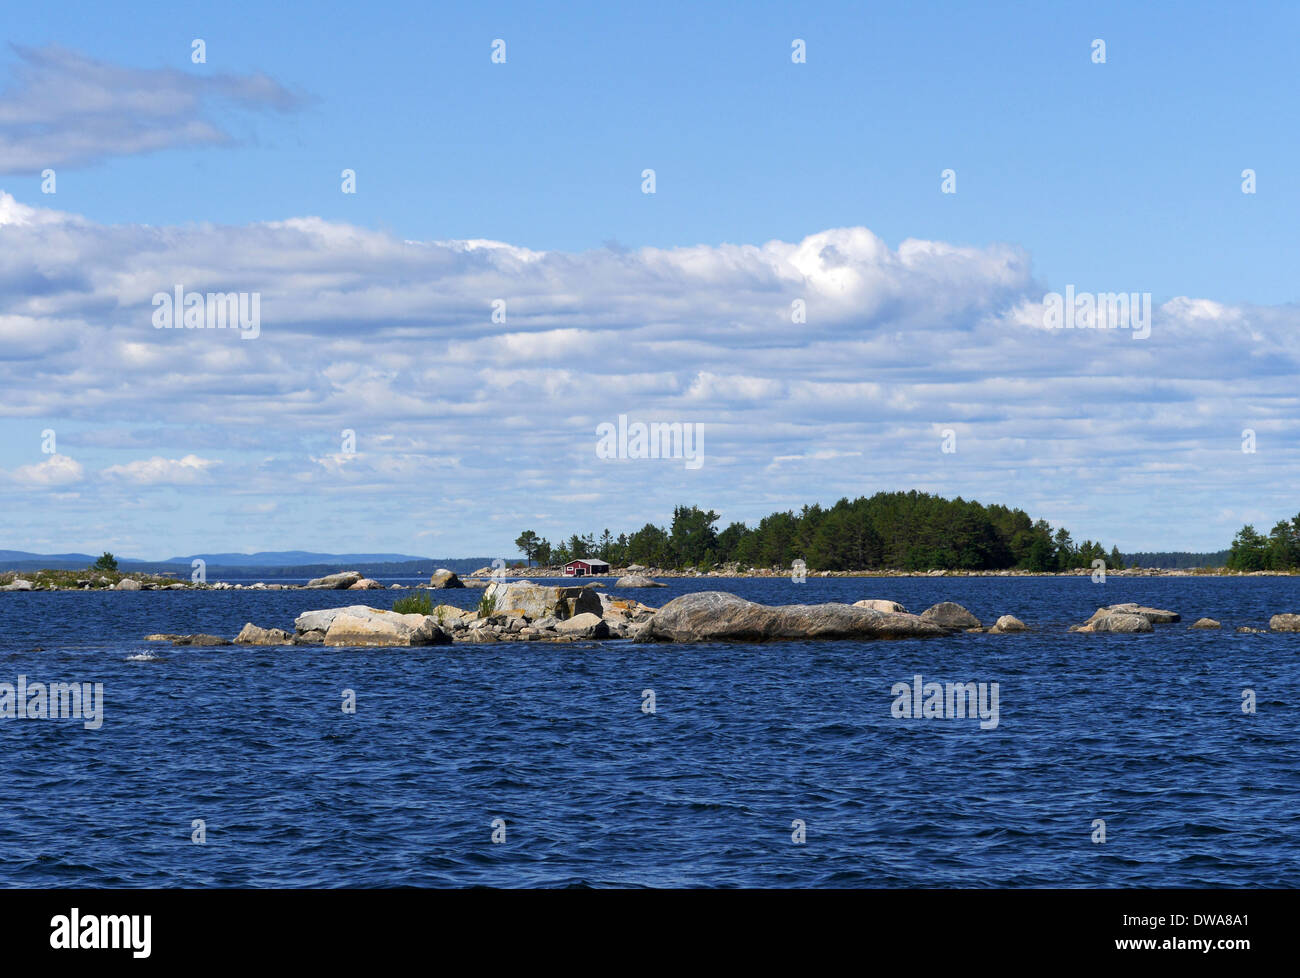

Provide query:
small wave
left=124, top=652, right=162, bottom=662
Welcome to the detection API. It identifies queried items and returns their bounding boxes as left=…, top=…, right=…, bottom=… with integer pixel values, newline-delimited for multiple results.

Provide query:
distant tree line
left=516, top=491, right=1125, bottom=572
left=1226, top=516, right=1300, bottom=571
left=1122, top=551, right=1230, bottom=569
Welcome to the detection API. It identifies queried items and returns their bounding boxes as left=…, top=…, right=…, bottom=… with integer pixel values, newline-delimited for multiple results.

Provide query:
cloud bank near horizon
left=0, top=190, right=1296, bottom=556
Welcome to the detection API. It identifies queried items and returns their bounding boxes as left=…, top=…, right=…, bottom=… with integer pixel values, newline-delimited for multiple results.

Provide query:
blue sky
left=1, top=1, right=1297, bottom=558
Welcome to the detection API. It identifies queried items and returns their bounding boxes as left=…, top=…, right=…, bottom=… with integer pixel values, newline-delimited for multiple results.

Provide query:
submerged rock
left=172, top=634, right=231, bottom=646
left=919, top=602, right=981, bottom=630
left=1190, top=618, right=1222, bottom=629
left=644, top=591, right=944, bottom=642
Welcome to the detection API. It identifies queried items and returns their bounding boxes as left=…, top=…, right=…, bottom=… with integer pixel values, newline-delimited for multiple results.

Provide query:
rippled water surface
left=1, top=575, right=1298, bottom=887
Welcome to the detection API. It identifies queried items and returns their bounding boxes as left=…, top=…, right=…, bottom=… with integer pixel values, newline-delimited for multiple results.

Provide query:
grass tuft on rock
left=392, top=592, right=434, bottom=616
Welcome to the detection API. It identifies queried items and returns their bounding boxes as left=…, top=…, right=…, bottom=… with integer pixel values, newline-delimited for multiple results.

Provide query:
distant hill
left=1122, top=551, right=1230, bottom=569
left=159, top=551, right=431, bottom=567
left=0, top=550, right=107, bottom=566
left=0, top=550, right=496, bottom=579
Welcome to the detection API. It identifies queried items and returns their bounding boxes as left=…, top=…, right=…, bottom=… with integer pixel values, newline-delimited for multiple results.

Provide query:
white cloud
left=0, top=192, right=1295, bottom=552
left=100, top=455, right=219, bottom=485
left=7, top=453, right=84, bottom=486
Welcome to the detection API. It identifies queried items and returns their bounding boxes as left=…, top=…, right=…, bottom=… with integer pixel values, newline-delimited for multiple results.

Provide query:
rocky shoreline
left=4, top=563, right=1296, bottom=593
left=132, top=579, right=1300, bottom=648
left=469, top=564, right=1296, bottom=580
left=0, top=568, right=469, bottom=592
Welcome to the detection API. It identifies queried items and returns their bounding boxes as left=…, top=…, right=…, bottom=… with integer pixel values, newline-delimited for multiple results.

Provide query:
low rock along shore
left=130, top=582, right=1300, bottom=647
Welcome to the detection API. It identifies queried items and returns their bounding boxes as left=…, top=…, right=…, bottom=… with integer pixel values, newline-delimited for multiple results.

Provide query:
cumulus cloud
left=6, top=453, right=84, bottom=486
left=0, top=45, right=305, bottom=173
left=0, top=192, right=1295, bottom=552
left=100, top=455, right=219, bottom=485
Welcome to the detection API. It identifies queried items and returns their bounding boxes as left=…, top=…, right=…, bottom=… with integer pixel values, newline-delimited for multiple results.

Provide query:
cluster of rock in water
left=134, top=577, right=1300, bottom=647
left=0, top=576, right=190, bottom=591
left=0, top=569, right=463, bottom=592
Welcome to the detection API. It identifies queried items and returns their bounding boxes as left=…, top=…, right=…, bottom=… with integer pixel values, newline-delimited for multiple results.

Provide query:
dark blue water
left=1, top=576, right=1298, bottom=887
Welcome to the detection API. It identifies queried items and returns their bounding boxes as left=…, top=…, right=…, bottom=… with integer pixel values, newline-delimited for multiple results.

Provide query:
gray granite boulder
left=1079, top=612, right=1153, bottom=633
left=482, top=580, right=602, bottom=620
left=429, top=569, right=465, bottom=589
left=554, top=612, right=611, bottom=639
left=1269, top=614, right=1300, bottom=632
left=645, top=591, right=943, bottom=642
left=1087, top=603, right=1180, bottom=625
left=919, top=602, right=981, bottom=630
left=990, top=615, right=1027, bottom=633
left=234, top=623, right=295, bottom=645
left=322, top=608, right=452, bottom=647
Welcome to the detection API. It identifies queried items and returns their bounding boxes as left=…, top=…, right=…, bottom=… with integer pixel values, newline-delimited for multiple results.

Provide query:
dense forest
left=1225, top=516, right=1300, bottom=571
left=1122, top=551, right=1230, bottom=569
left=514, top=491, right=1125, bottom=572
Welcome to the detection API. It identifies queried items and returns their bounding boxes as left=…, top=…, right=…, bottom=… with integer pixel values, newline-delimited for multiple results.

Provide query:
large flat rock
left=1087, top=603, right=1180, bottom=624
left=305, top=571, right=364, bottom=590
left=644, top=591, right=944, bottom=642
left=1078, top=611, right=1153, bottom=633
left=295, top=605, right=377, bottom=634
left=294, top=605, right=452, bottom=646
left=323, top=608, right=451, bottom=647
